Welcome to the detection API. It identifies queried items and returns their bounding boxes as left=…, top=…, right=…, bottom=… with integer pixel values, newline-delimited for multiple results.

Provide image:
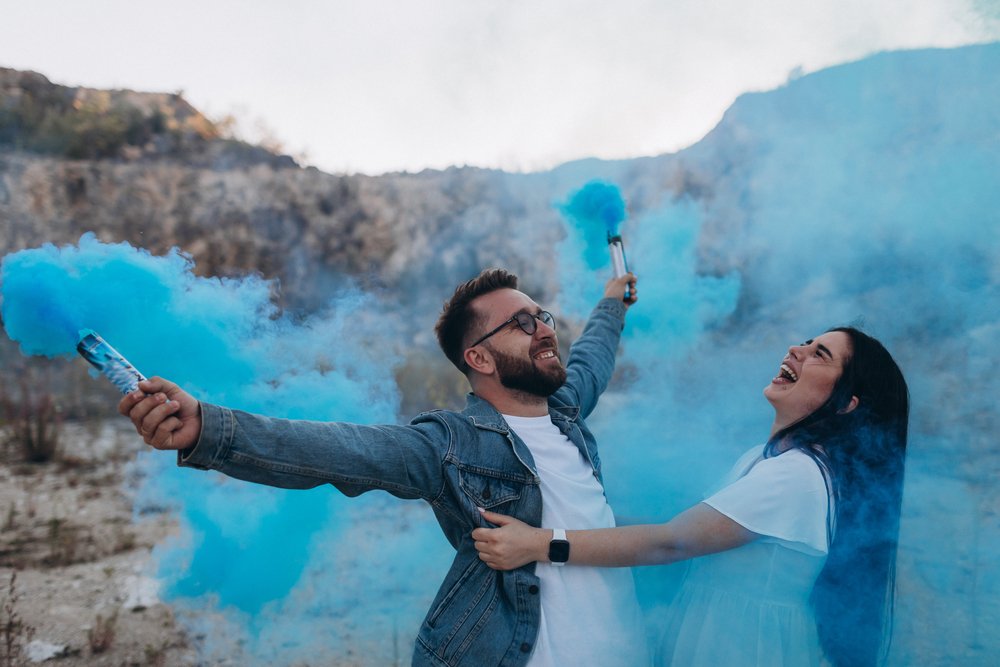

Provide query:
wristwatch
left=548, top=529, right=570, bottom=566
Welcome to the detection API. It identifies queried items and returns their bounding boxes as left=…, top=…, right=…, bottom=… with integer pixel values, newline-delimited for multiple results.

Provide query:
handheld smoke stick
left=608, top=232, right=631, bottom=301
left=76, top=329, right=147, bottom=395
left=563, top=180, right=632, bottom=302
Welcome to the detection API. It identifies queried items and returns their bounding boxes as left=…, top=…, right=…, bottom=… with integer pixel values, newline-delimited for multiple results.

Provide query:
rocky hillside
left=0, top=69, right=699, bottom=317
left=0, top=67, right=294, bottom=168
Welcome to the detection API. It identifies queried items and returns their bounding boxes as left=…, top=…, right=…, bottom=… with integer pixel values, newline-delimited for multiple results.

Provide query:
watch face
left=549, top=539, right=570, bottom=563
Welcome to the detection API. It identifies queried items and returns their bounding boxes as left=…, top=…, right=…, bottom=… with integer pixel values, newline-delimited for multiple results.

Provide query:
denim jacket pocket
left=421, top=557, right=500, bottom=665
left=457, top=465, right=527, bottom=510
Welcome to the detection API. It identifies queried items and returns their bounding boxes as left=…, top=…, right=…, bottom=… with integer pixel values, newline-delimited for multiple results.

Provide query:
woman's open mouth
left=773, top=363, right=798, bottom=384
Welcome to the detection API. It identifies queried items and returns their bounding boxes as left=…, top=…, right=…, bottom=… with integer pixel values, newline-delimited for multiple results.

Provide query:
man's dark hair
left=435, top=268, right=519, bottom=374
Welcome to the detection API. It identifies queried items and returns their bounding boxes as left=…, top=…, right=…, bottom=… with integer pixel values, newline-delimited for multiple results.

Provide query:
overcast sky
left=3, top=0, right=998, bottom=175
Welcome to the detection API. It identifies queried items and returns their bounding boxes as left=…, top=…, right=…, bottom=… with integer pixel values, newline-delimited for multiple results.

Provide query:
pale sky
left=3, top=0, right=998, bottom=175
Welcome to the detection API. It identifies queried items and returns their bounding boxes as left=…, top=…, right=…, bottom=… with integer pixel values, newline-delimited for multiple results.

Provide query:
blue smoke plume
left=560, top=180, right=627, bottom=270
left=558, top=45, right=1000, bottom=665
left=0, top=234, right=451, bottom=662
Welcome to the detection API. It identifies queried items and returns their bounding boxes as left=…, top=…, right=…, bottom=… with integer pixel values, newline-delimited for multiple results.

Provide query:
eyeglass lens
left=513, top=311, right=554, bottom=335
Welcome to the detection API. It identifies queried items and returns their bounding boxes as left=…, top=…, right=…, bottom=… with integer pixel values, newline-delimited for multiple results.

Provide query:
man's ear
left=464, top=346, right=494, bottom=375
left=838, top=395, right=859, bottom=415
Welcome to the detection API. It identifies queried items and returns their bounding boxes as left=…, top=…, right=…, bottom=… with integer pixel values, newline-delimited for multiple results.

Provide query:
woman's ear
left=838, top=395, right=859, bottom=415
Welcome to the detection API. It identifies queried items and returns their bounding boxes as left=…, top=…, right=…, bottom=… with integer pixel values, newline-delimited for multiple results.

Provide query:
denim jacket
left=178, top=297, right=628, bottom=666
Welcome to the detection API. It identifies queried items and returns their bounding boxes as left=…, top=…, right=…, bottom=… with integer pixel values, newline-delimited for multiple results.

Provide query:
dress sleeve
left=703, top=449, right=830, bottom=555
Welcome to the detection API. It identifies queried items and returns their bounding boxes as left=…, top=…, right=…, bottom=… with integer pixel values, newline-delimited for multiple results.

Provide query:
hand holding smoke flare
left=562, top=180, right=632, bottom=301
left=76, top=329, right=147, bottom=394
left=607, top=233, right=630, bottom=297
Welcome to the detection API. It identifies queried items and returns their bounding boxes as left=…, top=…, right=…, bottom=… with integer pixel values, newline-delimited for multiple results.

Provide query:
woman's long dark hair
left=764, top=327, right=909, bottom=667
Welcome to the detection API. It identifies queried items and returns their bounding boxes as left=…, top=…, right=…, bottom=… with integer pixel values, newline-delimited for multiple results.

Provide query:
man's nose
left=535, top=318, right=556, bottom=338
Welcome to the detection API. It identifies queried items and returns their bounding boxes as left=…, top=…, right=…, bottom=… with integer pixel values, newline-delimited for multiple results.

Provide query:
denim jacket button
left=528, top=585, right=539, bottom=595
left=482, top=488, right=491, bottom=499
left=520, top=642, right=532, bottom=653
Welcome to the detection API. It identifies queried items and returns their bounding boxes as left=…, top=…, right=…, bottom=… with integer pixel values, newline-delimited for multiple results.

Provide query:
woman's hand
left=472, top=510, right=550, bottom=570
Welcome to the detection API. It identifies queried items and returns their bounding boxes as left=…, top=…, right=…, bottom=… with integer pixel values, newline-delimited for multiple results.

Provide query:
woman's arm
left=472, top=503, right=759, bottom=570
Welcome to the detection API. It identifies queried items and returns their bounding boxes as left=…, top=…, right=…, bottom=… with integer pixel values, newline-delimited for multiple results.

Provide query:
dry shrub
left=88, top=610, right=118, bottom=654
left=0, top=368, right=62, bottom=464
left=1, top=571, right=34, bottom=667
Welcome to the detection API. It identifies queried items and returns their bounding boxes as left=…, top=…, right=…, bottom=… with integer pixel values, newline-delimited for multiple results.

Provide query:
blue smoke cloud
left=560, top=180, right=627, bottom=269
left=568, top=45, right=1000, bottom=665
left=0, top=234, right=450, bottom=662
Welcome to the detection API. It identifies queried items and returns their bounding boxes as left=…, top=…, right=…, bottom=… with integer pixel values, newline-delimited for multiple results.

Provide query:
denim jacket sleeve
left=177, top=402, right=449, bottom=501
left=559, top=297, right=627, bottom=419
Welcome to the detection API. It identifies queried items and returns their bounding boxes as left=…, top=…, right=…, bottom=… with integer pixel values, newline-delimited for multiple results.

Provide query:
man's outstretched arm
left=118, top=377, right=448, bottom=500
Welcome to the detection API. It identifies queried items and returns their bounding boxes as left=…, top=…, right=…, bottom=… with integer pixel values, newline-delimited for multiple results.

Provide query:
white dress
left=653, top=445, right=831, bottom=666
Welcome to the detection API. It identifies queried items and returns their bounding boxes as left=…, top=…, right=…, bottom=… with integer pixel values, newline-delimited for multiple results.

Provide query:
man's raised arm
left=559, top=272, right=638, bottom=418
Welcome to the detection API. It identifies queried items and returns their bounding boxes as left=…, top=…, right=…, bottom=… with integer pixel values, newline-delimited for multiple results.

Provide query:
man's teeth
left=536, top=350, right=556, bottom=360
left=779, top=363, right=798, bottom=382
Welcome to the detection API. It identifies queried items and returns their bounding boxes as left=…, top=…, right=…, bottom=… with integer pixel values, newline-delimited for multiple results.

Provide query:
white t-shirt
left=503, top=414, right=649, bottom=667
left=703, top=445, right=831, bottom=555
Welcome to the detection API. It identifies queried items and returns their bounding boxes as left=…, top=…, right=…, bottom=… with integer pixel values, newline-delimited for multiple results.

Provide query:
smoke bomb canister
left=76, top=329, right=147, bottom=395
left=607, top=234, right=631, bottom=300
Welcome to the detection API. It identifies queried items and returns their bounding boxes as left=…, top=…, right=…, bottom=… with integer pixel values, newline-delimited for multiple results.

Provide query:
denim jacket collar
left=462, top=393, right=581, bottom=432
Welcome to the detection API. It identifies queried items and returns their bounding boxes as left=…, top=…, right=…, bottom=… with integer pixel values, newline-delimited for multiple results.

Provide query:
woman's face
left=764, top=331, right=853, bottom=431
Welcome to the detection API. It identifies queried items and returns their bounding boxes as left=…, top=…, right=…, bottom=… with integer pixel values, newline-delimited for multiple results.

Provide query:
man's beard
left=490, top=346, right=567, bottom=398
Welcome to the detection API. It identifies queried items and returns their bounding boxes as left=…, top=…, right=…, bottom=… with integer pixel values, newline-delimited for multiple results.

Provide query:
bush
left=1, top=572, right=34, bottom=667
left=88, top=611, right=117, bottom=654
left=0, top=366, right=63, bottom=464
left=0, top=72, right=222, bottom=161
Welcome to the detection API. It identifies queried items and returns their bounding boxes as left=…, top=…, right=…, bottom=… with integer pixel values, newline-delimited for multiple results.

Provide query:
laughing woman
left=473, top=327, right=909, bottom=667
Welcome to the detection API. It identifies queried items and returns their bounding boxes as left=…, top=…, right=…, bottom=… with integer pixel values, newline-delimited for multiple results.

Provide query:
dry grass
left=88, top=611, right=118, bottom=654
left=1, top=571, right=34, bottom=667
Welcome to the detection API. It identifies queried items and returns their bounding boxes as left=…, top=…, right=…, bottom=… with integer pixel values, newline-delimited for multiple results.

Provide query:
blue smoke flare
left=560, top=180, right=627, bottom=269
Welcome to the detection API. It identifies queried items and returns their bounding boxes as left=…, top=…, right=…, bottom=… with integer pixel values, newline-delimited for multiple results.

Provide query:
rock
left=121, top=574, right=160, bottom=611
left=25, top=639, right=69, bottom=662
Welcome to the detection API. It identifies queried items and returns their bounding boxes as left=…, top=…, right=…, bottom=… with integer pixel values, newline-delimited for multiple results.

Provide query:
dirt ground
left=1, top=420, right=196, bottom=666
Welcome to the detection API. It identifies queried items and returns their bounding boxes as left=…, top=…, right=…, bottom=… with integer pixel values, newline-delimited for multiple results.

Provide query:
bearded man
left=120, top=268, right=648, bottom=667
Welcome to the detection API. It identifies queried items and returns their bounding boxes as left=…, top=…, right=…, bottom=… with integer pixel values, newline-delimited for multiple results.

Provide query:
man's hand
left=604, top=272, right=638, bottom=308
left=118, top=377, right=201, bottom=450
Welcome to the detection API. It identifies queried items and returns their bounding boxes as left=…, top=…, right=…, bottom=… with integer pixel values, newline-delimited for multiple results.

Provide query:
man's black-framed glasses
left=468, top=311, right=555, bottom=349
